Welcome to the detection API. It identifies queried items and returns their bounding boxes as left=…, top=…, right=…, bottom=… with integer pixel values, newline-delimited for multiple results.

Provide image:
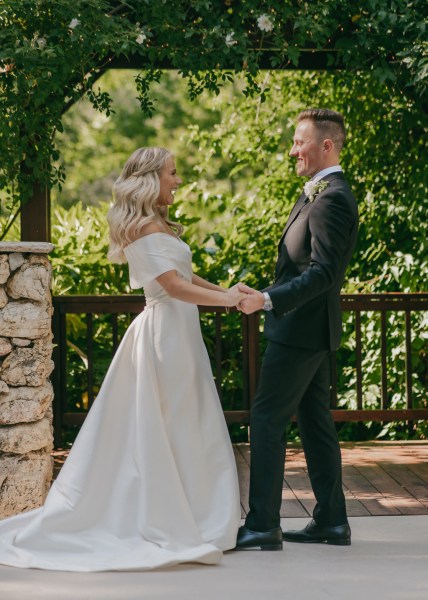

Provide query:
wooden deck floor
left=52, top=441, right=428, bottom=518
left=235, top=441, right=428, bottom=518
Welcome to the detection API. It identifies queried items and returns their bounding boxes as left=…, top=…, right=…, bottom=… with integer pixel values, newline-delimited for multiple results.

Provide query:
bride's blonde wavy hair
left=107, top=147, right=183, bottom=263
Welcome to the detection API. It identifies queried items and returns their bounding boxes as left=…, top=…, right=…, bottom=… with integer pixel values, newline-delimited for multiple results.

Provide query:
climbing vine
left=0, top=0, right=426, bottom=237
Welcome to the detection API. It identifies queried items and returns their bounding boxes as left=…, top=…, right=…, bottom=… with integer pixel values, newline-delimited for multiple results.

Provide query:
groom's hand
left=237, top=283, right=264, bottom=314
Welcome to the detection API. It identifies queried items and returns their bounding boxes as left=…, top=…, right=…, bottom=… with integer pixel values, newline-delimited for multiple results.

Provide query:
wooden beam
left=20, top=183, right=51, bottom=242
left=108, top=49, right=340, bottom=72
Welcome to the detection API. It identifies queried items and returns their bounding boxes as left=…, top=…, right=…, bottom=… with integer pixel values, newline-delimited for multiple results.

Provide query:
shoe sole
left=235, top=543, right=283, bottom=551
left=283, top=537, right=351, bottom=546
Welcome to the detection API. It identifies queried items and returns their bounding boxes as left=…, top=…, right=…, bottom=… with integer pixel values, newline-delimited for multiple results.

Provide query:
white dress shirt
left=310, top=165, right=342, bottom=183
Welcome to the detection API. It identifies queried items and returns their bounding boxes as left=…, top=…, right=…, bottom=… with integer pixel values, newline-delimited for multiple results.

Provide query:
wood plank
left=236, top=443, right=251, bottom=466
left=330, top=409, right=428, bottom=421
left=281, top=480, right=310, bottom=518
left=341, top=474, right=372, bottom=517
left=381, top=463, right=428, bottom=507
left=356, top=464, right=427, bottom=515
left=286, top=446, right=372, bottom=516
left=283, top=466, right=317, bottom=516
left=283, top=447, right=313, bottom=516
left=234, top=446, right=249, bottom=517
left=408, top=462, right=428, bottom=483
left=342, top=465, right=401, bottom=516
left=341, top=442, right=428, bottom=465
left=343, top=496, right=372, bottom=517
left=285, top=446, right=371, bottom=516
left=20, top=182, right=51, bottom=242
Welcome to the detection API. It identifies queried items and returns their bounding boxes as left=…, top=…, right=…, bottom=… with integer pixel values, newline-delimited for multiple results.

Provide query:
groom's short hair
left=297, top=109, right=346, bottom=151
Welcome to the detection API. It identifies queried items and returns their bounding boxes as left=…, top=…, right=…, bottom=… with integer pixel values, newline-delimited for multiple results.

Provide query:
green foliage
left=1, top=0, right=425, bottom=442
left=48, top=68, right=427, bottom=443
left=337, top=310, right=428, bottom=440
left=180, top=70, right=428, bottom=440
left=48, top=70, right=222, bottom=209
left=50, top=202, right=129, bottom=294
left=179, top=70, right=428, bottom=296
left=1, top=0, right=427, bottom=238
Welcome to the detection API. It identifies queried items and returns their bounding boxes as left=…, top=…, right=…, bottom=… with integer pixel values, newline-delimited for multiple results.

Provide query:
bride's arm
left=157, top=271, right=245, bottom=307
left=191, top=273, right=226, bottom=292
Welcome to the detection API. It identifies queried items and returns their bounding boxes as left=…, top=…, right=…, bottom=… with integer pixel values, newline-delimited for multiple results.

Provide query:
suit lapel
left=278, top=192, right=307, bottom=251
left=277, top=172, right=346, bottom=251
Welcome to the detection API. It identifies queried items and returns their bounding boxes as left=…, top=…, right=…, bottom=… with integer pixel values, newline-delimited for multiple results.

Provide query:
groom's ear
left=323, top=139, right=334, bottom=153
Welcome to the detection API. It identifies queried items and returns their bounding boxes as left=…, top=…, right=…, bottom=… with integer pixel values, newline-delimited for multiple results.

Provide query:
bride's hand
left=224, top=287, right=248, bottom=307
left=228, top=283, right=241, bottom=292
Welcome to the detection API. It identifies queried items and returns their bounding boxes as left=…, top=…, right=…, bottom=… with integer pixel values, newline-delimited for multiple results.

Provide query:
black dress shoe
left=235, top=525, right=283, bottom=551
left=283, top=519, right=351, bottom=546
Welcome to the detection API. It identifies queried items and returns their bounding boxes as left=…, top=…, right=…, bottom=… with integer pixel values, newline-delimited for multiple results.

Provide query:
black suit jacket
left=264, top=172, right=358, bottom=350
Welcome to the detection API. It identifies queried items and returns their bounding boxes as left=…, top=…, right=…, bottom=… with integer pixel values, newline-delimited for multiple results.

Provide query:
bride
left=0, top=147, right=245, bottom=571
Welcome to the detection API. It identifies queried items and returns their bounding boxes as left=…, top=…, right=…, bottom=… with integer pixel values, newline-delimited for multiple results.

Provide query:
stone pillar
left=0, top=242, right=55, bottom=519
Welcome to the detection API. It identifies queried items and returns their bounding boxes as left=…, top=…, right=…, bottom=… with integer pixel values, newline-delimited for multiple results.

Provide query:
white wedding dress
left=0, top=233, right=241, bottom=571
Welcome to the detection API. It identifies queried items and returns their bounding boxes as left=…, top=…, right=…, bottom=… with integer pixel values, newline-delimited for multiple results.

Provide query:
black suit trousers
left=245, top=342, right=348, bottom=531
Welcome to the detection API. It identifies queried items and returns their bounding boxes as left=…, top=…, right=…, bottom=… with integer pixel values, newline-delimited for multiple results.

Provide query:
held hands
left=224, top=285, right=248, bottom=308
left=224, top=283, right=265, bottom=313
left=236, top=283, right=264, bottom=314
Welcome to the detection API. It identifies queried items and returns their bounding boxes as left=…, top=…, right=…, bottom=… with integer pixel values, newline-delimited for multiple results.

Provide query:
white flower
left=304, top=180, right=329, bottom=202
left=257, top=14, right=274, bottom=32
left=36, top=37, right=47, bottom=49
left=225, top=32, right=237, bottom=47
left=136, top=33, right=147, bottom=45
left=68, top=18, right=80, bottom=30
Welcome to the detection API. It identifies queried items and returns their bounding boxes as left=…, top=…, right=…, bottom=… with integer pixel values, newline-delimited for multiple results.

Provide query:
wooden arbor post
left=20, top=183, right=51, bottom=243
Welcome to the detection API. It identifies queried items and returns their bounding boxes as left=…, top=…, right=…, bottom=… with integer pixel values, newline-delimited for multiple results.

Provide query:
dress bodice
left=123, top=233, right=192, bottom=303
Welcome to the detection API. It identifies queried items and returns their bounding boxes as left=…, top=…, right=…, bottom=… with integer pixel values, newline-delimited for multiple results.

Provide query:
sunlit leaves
left=1, top=0, right=426, bottom=240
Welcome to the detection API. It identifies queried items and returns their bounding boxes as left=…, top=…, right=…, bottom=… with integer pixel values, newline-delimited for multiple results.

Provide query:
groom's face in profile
left=290, top=119, right=325, bottom=179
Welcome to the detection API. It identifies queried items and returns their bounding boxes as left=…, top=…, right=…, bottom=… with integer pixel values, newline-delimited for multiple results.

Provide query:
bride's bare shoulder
left=125, top=222, right=166, bottom=248
left=138, top=222, right=164, bottom=236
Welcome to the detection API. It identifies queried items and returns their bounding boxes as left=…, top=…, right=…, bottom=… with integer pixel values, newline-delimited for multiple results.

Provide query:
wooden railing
left=51, top=296, right=260, bottom=447
left=331, top=293, right=428, bottom=421
left=52, top=293, right=428, bottom=447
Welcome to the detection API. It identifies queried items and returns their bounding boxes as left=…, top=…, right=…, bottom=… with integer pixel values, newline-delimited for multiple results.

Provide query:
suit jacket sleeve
left=268, top=190, right=355, bottom=318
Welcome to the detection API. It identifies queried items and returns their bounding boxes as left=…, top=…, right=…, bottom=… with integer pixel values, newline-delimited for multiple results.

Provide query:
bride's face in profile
left=157, top=156, right=182, bottom=206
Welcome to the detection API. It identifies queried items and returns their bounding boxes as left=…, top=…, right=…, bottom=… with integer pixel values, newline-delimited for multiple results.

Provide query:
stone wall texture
left=0, top=242, right=55, bottom=519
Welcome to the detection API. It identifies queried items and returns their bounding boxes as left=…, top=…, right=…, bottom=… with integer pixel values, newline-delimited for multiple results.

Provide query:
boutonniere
left=303, top=179, right=329, bottom=202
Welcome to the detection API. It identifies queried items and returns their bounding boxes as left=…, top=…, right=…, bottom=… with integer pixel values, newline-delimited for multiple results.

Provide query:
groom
left=235, top=109, right=358, bottom=550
